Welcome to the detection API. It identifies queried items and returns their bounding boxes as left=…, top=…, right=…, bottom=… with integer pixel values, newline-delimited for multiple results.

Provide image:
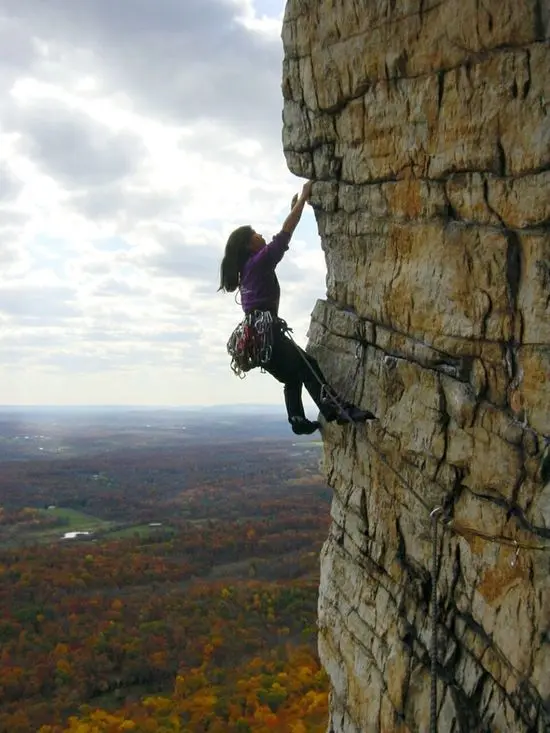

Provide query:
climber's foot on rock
left=290, top=416, right=321, bottom=435
left=336, top=405, right=377, bottom=425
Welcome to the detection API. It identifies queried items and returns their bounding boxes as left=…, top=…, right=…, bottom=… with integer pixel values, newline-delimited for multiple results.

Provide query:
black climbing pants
left=262, top=325, right=337, bottom=422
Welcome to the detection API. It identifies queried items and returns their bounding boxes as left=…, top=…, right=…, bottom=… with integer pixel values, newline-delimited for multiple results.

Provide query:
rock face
left=281, top=2, right=550, bottom=731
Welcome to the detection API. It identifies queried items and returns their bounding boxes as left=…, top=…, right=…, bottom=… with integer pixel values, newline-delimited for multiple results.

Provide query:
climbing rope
left=314, top=321, right=369, bottom=408
left=285, top=318, right=374, bottom=424
left=433, top=513, right=549, bottom=553
left=428, top=506, right=549, bottom=733
left=282, top=321, right=437, bottom=511
left=342, top=321, right=369, bottom=403
left=429, top=507, right=443, bottom=733
left=227, top=304, right=374, bottom=423
left=229, top=310, right=549, bottom=733
left=282, top=323, right=364, bottom=425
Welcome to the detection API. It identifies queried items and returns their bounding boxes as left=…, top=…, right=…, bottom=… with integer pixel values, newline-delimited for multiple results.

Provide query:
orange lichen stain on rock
left=386, top=180, right=424, bottom=219
left=454, top=532, right=486, bottom=557
left=476, top=552, right=527, bottom=604
left=402, top=180, right=424, bottom=218
left=509, top=386, right=524, bottom=413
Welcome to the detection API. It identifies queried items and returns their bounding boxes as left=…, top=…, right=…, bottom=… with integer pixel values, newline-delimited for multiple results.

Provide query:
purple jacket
left=240, top=231, right=291, bottom=315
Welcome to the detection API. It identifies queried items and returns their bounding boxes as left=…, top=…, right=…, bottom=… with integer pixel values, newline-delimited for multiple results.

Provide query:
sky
left=0, top=0, right=328, bottom=409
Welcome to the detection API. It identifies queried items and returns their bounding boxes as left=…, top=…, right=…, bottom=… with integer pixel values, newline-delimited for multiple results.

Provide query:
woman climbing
left=219, top=180, right=376, bottom=435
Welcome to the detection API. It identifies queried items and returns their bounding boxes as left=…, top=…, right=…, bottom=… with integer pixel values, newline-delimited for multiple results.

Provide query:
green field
left=0, top=508, right=109, bottom=548
left=0, top=507, right=177, bottom=548
left=107, top=523, right=175, bottom=539
left=39, top=506, right=111, bottom=532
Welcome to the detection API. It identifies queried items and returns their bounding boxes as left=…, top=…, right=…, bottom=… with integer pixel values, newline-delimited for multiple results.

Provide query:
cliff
left=281, top=1, right=550, bottom=731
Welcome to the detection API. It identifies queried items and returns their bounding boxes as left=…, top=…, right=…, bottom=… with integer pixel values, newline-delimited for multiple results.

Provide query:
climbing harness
left=227, top=307, right=377, bottom=427
left=227, top=308, right=370, bottom=422
left=226, top=310, right=276, bottom=378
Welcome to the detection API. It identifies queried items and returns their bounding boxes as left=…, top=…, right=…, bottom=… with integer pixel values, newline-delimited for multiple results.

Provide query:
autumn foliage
left=1, top=535, right=329, bottom=732
left=0, top=417, right=330, bottom=732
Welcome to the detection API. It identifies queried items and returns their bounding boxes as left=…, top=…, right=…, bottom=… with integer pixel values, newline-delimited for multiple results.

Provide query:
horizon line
left=0, top=403, right=282, bottom=409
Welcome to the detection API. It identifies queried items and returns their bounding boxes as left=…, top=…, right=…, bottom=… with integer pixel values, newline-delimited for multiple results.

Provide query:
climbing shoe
left=320, top=406, right=339, bottom=423
left=290, top=417, right=321, bottom=435
left=336, top=405, right=376, bottom=425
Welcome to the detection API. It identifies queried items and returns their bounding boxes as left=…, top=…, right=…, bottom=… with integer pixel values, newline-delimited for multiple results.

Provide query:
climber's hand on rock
left=290, top=181, right=313, bottom=210
left=301, top=180, right=313, bottom=201
left=283, top=183, right=313, bottom=234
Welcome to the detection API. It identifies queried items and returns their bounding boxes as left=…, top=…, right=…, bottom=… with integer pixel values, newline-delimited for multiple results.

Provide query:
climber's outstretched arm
left=282, top=181, right=313, bottom=236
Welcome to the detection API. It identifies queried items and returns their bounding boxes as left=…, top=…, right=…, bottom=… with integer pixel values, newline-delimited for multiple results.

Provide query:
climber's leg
left=283, top=381, right=305, bottom=420
left=265, top=326, right=376, bottom=427
left=285, top=338, right=377, bottom=424
left=288, top=344, right=339, bottom=420
left=263, top=330, right=320, bottom=434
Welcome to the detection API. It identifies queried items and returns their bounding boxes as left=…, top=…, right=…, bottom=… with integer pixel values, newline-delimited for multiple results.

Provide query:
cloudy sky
left=0, top=0, right=327, bottom=408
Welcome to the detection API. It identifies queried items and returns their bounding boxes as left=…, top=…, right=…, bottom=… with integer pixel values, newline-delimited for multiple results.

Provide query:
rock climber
left=218, top=180, right=376, bottom=435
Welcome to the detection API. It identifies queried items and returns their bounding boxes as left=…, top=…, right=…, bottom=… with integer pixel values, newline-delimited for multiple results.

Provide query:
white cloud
left=0, top=0, right=328, bottom=412
left=0, top=283, right=80, bottom=320
left=9, top=98, right=145, bottom=187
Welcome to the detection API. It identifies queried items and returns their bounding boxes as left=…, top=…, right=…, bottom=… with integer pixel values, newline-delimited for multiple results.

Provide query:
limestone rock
left=282, top=1, right=550, bottom=731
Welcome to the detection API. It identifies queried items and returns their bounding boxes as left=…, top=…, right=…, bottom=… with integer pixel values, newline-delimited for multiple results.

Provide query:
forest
left=0, top=407, right=331, bottom=732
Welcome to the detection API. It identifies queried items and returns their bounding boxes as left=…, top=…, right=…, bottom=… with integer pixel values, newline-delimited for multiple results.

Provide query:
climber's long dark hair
left=218, top=225, right=253, bottom=292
